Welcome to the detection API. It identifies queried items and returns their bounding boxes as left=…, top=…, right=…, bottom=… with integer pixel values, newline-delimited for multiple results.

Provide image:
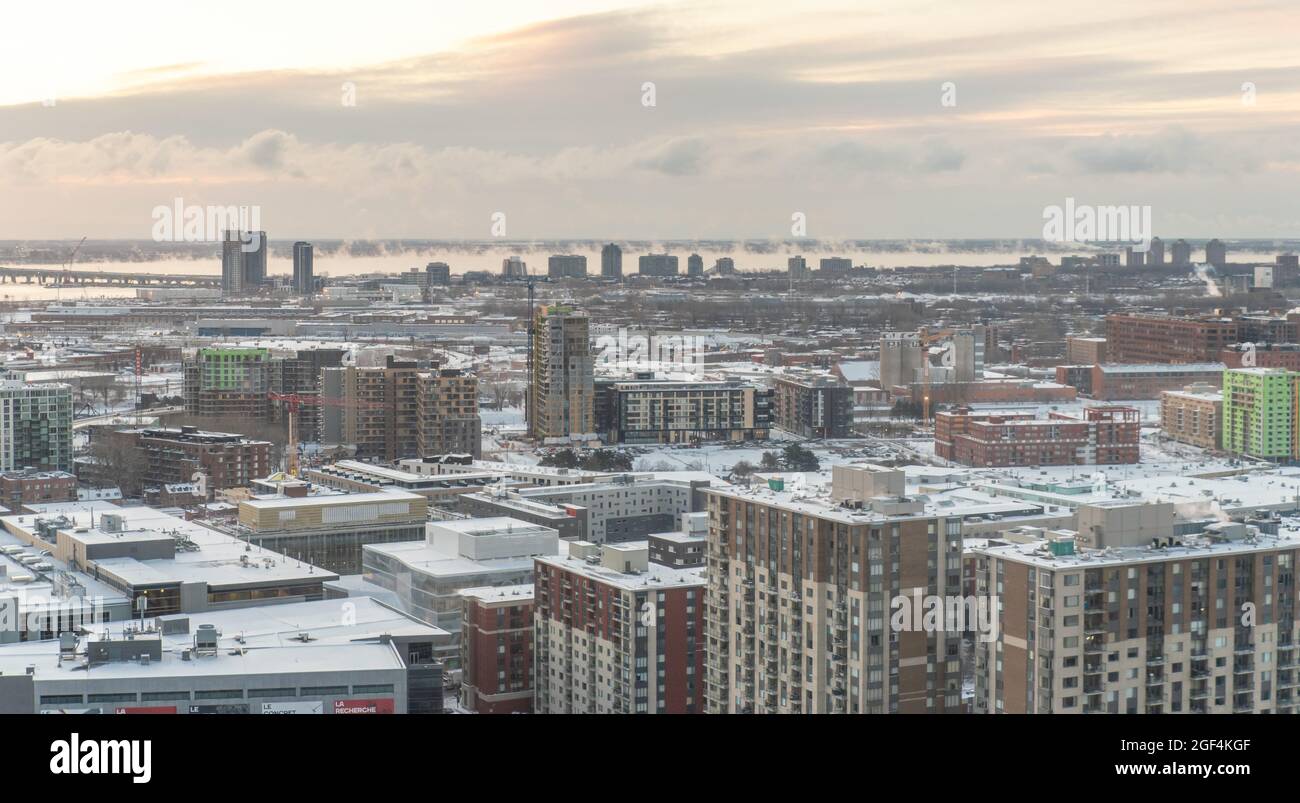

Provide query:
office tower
left=182, top=346, right=271, bottom=420
left=1206, top=238, right=1227, bottom=268
left=972, top=513, right=1300, bottom=714
left=1275, top=254, right=1299, bottom=286
left=820, top=257, right=852, bottom=275
left=221, top=230, right=244, bottom=296
left=0, top=380, right=72, bottom=472
left=704, top=467, right=963, bottom=713
left=687, top=253, right=704, bottom=276
left=788, top=255, right=808, bottom=279
left=535, top=542, right=704, bottom=713
left=527, top=306, right=595, bottom=444
left=292, top=241, right=314, bottom=295
left=601, top=243, right=623, bottom=279
left=1147, top=236, right=1164, bottom=266
left=1222, top=367, right=1300, bottom=460
left=1171, top=239, right=1192, bottom=266
left=714, top=257, right=735, bottom=276
left=425, top=262, right=451, bottom=286
left=502, top=256, right=527, bottom=278
left=638, top=253, right=678, bottom=277
left=547, top=254, right=587, bottom=279
left=243, top=230, right=267, bottom=287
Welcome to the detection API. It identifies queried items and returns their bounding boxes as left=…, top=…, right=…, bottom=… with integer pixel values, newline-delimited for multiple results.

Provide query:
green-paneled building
left=1222, top=367, right=1300, bottom=460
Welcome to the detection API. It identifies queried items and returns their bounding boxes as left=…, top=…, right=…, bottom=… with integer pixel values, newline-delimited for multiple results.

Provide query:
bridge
left=0, top=265, right=221, bottom=288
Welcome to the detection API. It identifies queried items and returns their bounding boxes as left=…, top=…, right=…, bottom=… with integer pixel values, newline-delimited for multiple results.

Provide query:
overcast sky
left=1, top=0, right=1297, bottom=241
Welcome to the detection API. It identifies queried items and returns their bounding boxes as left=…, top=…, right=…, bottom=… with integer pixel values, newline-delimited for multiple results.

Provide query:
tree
left=539, top=448, right=579, bottom=469
left=578, top=449, right=632, bottom=472
left=89, top=434, right=151, bottom=496
left=782, top=443, right=820, bottom=472
left=730, top=459, right=755, bottom=480
left=760, top=451, right=780, bottom=471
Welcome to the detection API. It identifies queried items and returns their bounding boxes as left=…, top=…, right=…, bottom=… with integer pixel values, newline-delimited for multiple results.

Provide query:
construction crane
left=268, top=391, right=387, bottom=476
left=57, top=236, right=87, bottom=301
left=918, top=326, right=956, bottom=425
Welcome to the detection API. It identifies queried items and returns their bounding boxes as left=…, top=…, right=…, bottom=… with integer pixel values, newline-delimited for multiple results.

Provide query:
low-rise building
left=935, top=406, right=1140, bottom=467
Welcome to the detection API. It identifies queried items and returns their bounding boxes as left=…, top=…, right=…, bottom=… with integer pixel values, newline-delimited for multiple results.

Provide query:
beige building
left=972, top=523, right=1300, bottom=714
left=1160, top=383, right=1222, bottom=451
left=528, top=306, right=596, bottom=445
left=704, top=482, right=963, bottom=714
left=232, top=489, right=427, bottom=574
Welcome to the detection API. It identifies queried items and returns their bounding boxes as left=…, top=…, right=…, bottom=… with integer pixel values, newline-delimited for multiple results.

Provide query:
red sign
left=114, top=706, right=177, bottom=715
left=332, top=698, right=394, bottom=715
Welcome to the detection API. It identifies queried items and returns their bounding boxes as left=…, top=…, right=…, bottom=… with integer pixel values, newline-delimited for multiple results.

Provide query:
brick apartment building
left=0, top=469, right=77, bottom=512
left=1066, top=336, right=1107, bottom=365
left=101, top=426, right=272, bottom=496
left=534, top=542, right=704, bottom=714
left=1105, top=314, right=1238, bottom=364
left=1089, top=363, right=1225, bottom=400
left=1221, top=343, right=1300, bottom=370
left=182, top=346, right=271, bottom=420
left=935, top=406, right=1139, bottom=467
left=320, top=357, right=480, bottom=461
left=460, top=585, right=534, bottom=714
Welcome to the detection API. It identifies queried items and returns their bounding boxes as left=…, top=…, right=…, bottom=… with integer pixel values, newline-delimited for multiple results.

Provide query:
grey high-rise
left=293, top=241, right=314, bottom=295
left=243, top=231, right=267, bottom=287
left=601, top=243, right=623, bottom=279
left=221, top=230, right=245, bottom=296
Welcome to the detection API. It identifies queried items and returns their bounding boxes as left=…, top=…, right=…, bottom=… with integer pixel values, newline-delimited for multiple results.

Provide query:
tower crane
left=268, top=391, right=388, bottom=477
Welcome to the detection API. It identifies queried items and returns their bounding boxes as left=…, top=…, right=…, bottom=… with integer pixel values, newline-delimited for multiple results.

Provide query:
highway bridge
left=0, top=265, right=221, bottom=288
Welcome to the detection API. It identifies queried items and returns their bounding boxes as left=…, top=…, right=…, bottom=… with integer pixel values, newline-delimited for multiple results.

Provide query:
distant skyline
left=2, top=0, right=1297, bottom=240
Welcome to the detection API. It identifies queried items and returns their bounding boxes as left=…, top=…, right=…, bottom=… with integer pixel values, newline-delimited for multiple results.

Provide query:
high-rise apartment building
left=1171, top=239, right=1192, bottom=266
left=638, top=253, right=678, bottom=277
left=1206, top=238, right=1227, bottom=268
left=292, top=241, right=314, bottom=295
left=601, top=243, right=623, bottom=279
left=425, top=262, right=451, bottom=286
left=460, top=585, right=534, bottom=714
left=528, top=306, right=596, bottom=444
left=0, top=380, right=72, bottom=472
left=819, top=257, right=852, bottom=275
left=242, top=230, right=267, bottom=287
left=704, top=468, right=964, bottom=713
left=687, top=253, right=704, bottom=276
left=972, top=520, right=1300, bottom=714
left=320, top=357, right=480, bottom=461
left=1222, top=367, right=1300, bottom=460
left=1147, top=236, right=1165, bottom=266
left=534, top=541, right=705, bottom=713
left=416, top=369, right=481, bottom=458
left=182, top=347, right=271, bottom=420
left=547, top=254, right=587, bottom=279
left=714, top=257, right=735, bottom=276
left=502, top=256, right=527, bottom=278
left=220, top=230, right=245, bottom=297
left=788, top=255, right=808, bottom=279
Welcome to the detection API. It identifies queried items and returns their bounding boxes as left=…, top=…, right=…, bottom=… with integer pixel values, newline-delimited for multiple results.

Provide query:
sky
left=1, top=0, right=1297, bottom=241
